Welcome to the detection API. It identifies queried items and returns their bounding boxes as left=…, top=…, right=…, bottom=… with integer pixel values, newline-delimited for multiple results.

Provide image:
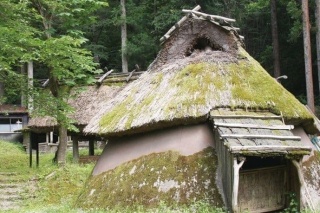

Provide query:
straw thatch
left=28, top=83, right=125, bottom=131
left=0, top=105, right=27, bottom=114
left=84, top=17, right=316, bottom=137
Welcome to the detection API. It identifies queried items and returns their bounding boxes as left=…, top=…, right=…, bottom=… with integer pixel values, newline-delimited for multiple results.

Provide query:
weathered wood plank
left=229, top=145, right=311, bottom=153
left=221, top=134, right=301, bottom=140
left=96, top=69, right=114, bottom=85
left=214, top=122, right=294, bottom=130
left=211, top=114, right=282, bottom=119
left=182, top=10, right=236, bottom=22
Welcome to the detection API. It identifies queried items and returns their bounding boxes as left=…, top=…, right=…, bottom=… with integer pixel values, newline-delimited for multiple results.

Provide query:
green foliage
left=282, top=193, right=299, bottom=213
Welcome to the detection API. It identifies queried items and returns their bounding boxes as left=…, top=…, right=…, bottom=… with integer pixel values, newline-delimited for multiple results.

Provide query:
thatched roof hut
left=27, top=72, right=142, bottom=133
left=78, top=7, right=320, bottom=212
left=83, top=16, right=316, bottom=137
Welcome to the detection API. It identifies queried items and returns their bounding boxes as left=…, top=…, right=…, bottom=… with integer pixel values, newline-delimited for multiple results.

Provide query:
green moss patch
left=75, top=147, right=224, bottom=210
left=97, top=48, right=313, bottom=135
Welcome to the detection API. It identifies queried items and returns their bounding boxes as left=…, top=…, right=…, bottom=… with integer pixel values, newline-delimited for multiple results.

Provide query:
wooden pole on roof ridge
left=302, top=0, right=315, bottom=112
left=160, top=5, right=201, bottom=43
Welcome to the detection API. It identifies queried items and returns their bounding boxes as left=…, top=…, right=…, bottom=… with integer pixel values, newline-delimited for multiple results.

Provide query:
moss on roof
left=92, top=48, right=314, bottom=136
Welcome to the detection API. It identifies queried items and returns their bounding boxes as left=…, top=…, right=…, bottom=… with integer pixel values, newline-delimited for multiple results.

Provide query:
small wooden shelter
left=27, top=71, right=143, bottom=160
left=0, top=105, right=28, bottom=142
left=82, top=6, right=319, bottom=212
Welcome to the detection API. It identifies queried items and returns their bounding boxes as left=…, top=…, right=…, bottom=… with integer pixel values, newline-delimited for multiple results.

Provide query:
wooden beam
left=96, top=69, right=114, bottom=85
left=221, top=134, right=301, bottom=140
left=232, top=157, right=245, bottom=212
left=214, top=122, right=294, bottom=130
left=182, top=10, right=236, bottom=22
left=160, top=5, right=201, bottom=43
left=229, top=145, right=311, bottom=153
left=126, top=69, right=136, bottom=82
left=211, top=114, right=282, bottom=119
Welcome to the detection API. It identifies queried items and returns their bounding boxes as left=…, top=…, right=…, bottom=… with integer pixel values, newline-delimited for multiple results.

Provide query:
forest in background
left=86, top=0, right=319, bottom=101
left=1, top=0, right=319, bottom=105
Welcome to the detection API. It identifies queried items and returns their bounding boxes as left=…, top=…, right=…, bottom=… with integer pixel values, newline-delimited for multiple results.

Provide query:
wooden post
left=29, top=133, right=32, bottom=168
left=50, top=131, right=53, bottom=143
left=73, top=136, right=79, bottom=163
left=46, top=132, right=49, bottom=144
left=232, top=157, right=246, bottom=213
left=89, top=140, right=95, bottom=156
left=36, top=142, right=39, bottom=167
left=292, top=160, right=315, bottom=212
left=302, top=0, right=315, bottom=112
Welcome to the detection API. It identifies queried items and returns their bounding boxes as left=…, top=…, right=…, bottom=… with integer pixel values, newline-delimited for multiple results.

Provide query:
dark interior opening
left=241, top=156, right=285, bottom=171
left=185, top=37, right=220, bottom=56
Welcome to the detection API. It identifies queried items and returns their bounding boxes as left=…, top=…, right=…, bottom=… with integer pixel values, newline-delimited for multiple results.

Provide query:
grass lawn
left=3, top=140, right=312, bottom=213
left=0, top=140, right=230, bottom=213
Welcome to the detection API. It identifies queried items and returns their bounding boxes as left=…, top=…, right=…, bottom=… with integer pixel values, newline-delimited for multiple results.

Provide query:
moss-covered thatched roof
left=83, top=18, right=317, bottom=137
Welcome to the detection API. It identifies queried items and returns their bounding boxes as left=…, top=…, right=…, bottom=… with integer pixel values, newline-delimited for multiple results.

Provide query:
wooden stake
left=160, top=5, right=201, bottom=43
left=96, top=69, right=114, bottom=85
left=232, top=157, right=245, bottom=212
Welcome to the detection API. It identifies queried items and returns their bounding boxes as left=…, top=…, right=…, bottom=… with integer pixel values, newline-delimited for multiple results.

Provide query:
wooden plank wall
left=215, top=129, right=233, bottom=211
left=238, top=166, right=286, bottom=212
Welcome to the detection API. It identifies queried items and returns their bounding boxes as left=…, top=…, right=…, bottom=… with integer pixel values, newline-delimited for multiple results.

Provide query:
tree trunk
left=20, top=63, right=26, bottom=107
left=54, top=126, right=68, bottom=165
left=27, top=61, right=34, bottom=112
left=120, top=0, right=128, bottom=73
left=270, top=0, right=281, bottom=78
left=302, top=0, right=315, bottom=112
left=0, top=82, right=4, bottom=101
left=49, top=70, right=69, bottom=166
left=315, top=0, right=320, bottom=95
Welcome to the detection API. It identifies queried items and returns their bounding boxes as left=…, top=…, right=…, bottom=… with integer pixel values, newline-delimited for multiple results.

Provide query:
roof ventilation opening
left=185, top=37, right=220, bottom=57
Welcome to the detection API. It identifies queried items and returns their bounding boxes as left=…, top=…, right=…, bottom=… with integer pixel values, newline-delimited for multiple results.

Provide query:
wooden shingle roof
left=211, top=109, right=312, bottom=156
